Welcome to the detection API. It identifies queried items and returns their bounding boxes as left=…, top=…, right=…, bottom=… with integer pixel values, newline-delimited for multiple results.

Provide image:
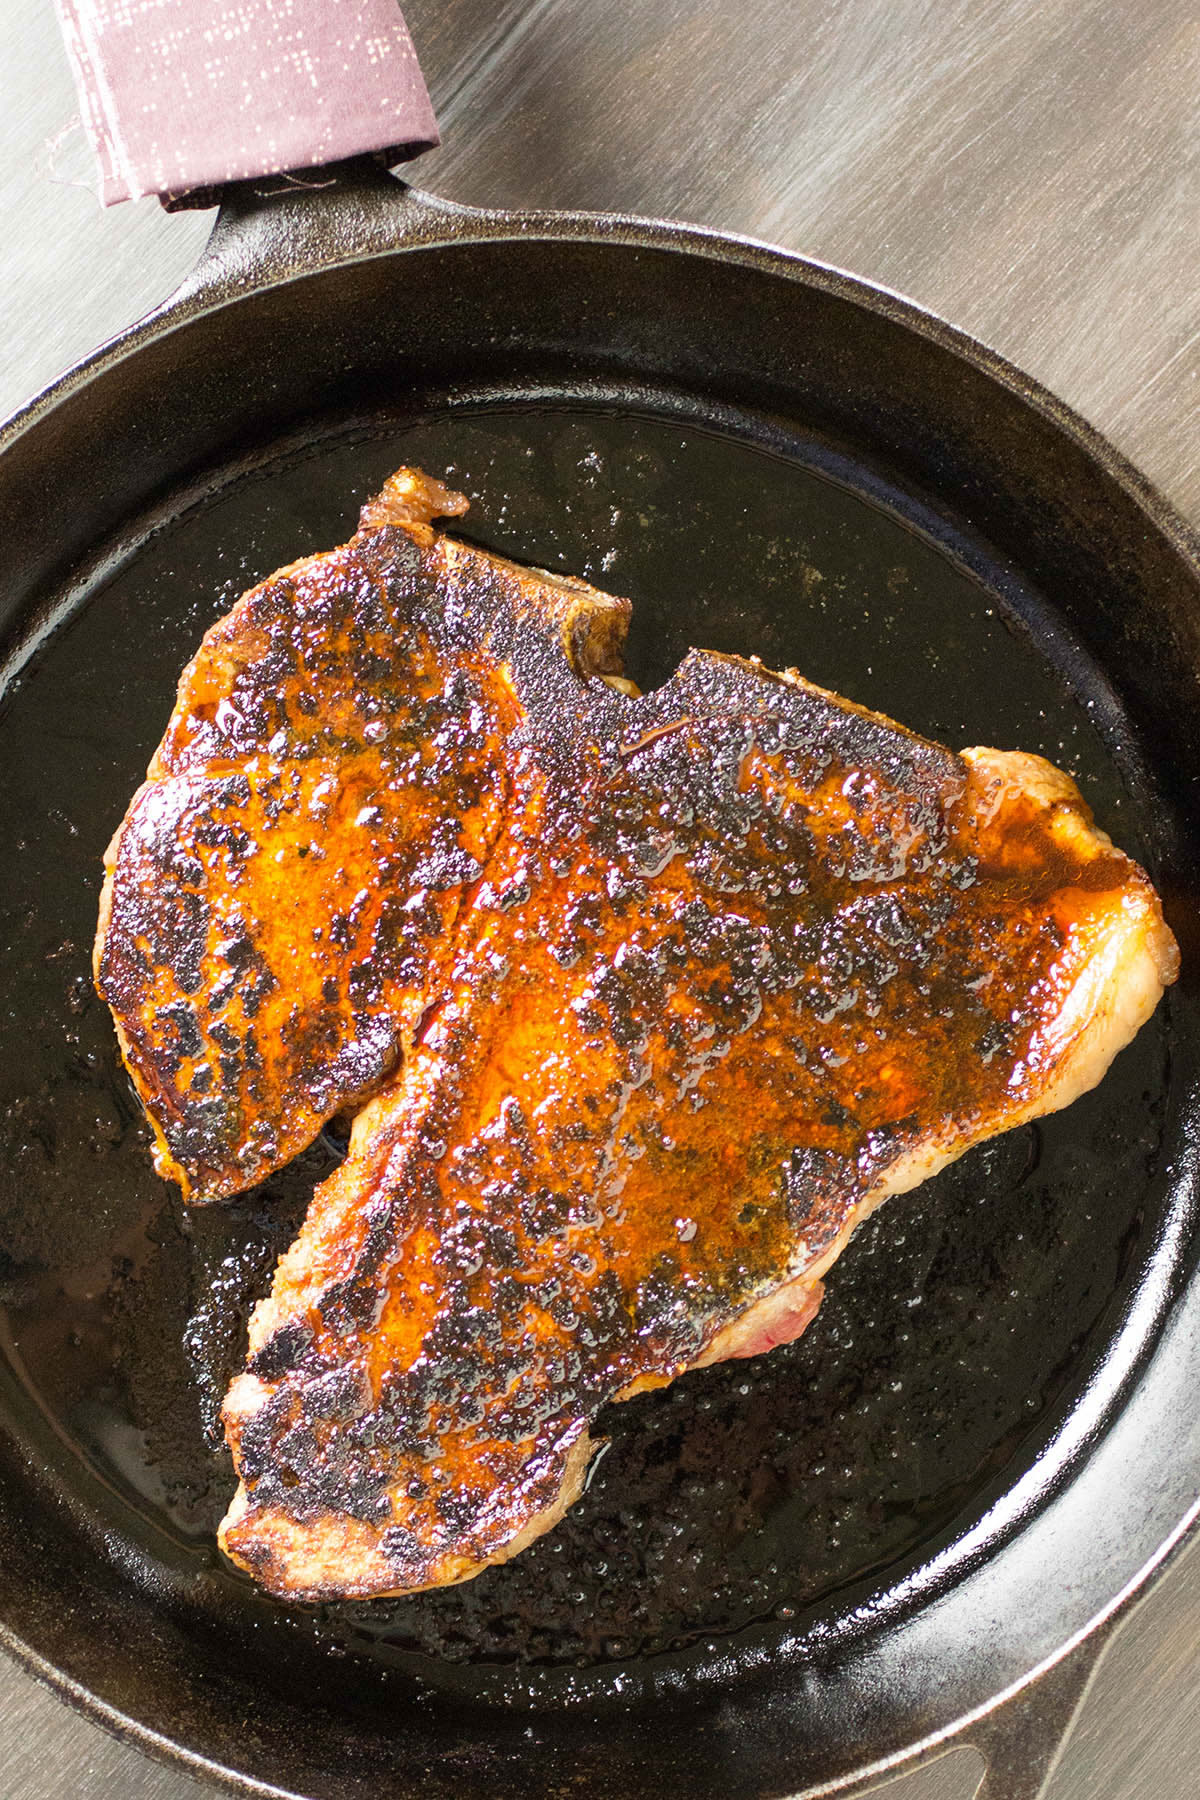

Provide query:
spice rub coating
left=200, top=474, right=1176, bottom=1599
left=95, top=471, right=628, bottom=1201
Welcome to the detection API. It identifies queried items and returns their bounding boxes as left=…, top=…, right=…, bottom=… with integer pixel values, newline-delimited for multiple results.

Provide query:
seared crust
left=200, top=489, right=1177, bottom=1598
left=94, top=470, right=629, bottom=1200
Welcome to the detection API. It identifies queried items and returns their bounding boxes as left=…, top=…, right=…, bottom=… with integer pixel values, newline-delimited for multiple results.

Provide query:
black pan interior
left=0, top=398, right=1174, bottom=1672
left=0, top=225, right=1195, bottom=1798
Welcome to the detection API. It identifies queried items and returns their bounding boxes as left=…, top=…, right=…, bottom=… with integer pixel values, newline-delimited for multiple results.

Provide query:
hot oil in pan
left=0, top=408, right=1169, bottom=1673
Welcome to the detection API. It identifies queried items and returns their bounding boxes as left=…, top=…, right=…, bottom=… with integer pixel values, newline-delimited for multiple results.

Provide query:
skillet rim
left=3, top=180, right=1199, bottom=573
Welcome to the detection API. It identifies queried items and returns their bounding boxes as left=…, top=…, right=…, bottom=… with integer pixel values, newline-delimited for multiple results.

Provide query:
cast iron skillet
left=0, top=155, right=1199, bottom=1800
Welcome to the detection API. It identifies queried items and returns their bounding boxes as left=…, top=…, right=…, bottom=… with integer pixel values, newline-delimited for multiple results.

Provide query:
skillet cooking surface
left=0, top=400, right=1171, bottom=1696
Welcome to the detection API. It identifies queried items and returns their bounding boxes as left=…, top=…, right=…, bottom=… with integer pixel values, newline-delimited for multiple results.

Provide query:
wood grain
left=0, top=0, right=1196, bottom=1794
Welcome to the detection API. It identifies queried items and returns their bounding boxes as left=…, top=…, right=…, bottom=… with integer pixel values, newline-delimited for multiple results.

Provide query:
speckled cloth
left=54, top=0, right=438, bottom=206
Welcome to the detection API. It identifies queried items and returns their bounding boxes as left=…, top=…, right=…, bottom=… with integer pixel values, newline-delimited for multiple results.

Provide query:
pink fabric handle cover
left=54, top=0, right=439, bottom=206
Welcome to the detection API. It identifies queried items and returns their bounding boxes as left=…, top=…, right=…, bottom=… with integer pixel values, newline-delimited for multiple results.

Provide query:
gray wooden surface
left=0, top=1, right=1198, bottom=1796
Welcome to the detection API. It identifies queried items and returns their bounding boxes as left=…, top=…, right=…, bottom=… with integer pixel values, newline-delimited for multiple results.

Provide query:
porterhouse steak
left=95, top=468, right=1179, bottom=1600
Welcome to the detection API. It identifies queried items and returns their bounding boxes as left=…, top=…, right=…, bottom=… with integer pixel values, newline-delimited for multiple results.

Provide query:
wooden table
left=0, top=1, right=1197, bottom=1795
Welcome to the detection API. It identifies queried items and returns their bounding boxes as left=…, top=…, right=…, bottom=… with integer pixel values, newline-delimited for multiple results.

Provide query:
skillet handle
left=165, top=156, right=482, bottom=312
left=962, top=1622, right=1115, bottom=1800
left=56, top=0, right=438, bottom=208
